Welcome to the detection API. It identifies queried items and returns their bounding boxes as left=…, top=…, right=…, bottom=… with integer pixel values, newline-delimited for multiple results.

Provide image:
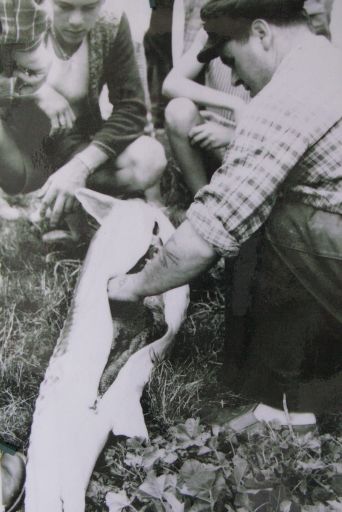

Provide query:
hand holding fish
left=38, top=159, right=91, bottom=226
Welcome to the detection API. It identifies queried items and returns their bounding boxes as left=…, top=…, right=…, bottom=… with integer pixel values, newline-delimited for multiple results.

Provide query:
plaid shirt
left=187, top=35, right=342, bottom=257
left=0, top=0, right=47, bottom=48
left=0, top=0, right=48, bottom=100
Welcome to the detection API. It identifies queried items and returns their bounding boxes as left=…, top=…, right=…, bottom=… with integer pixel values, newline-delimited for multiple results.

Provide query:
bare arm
left=38, top=143, right=109, bottom=226
left=171, top=0, right=185, bottom=65
left=107, top=220, right=218, bottom=300
left=163, top=29, right=246, bottom=119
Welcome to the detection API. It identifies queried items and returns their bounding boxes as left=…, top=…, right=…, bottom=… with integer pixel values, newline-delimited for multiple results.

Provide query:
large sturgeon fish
left=25, top=190, right=189, bottom=512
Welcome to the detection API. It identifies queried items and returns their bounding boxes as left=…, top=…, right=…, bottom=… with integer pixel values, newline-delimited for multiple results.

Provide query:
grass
left=0, top=158, right=341, bottom=511
left=0, top=218, right=84, bottom=447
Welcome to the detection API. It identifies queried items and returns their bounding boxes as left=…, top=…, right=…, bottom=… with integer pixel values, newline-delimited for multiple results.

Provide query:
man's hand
left=107, top=274, right=142, bottom=303
left=200, top=110, right=236, bottom=128
left=30, top=84, right=76, bottom=136
left=39, top=158, right=90, bottom=226
left=189, top=121, right=235, bottom=150
left=109, top=221, right=217, bottom=300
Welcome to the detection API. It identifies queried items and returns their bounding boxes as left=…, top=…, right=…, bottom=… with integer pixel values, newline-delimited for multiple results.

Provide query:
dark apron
left=224, top=200, right=342, bottom=413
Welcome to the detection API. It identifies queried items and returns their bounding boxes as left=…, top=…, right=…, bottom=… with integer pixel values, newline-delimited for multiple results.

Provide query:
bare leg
left=165, top=98, right=209, bottom=195
left=87, top=136, right=167, bottom=205
left=0, top=103, right=50, bottom=195
left=0, top=117, right=37, bottom=219
left=0, top=118, right=29, bottom=194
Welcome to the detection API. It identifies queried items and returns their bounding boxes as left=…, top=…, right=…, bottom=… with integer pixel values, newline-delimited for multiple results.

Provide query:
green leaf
left=139, top=471, right=166, bottom=500
left=212, top=425, right=223, bottom=437
left=105, top=491, right=131, bottom=512
left=197, top=446, right=211, bottom=456
left=124, top=452, right=143, bottom=468
left=170, top=419, right=211, bottom=449
left=141, top=446, right=166, bottom=470
left=233, top=456, right=248, bottom=488
left=234, top=489, right=251, bottom=510
left=184, top=418, right=202, bottom=437
left=331, top=463, right=342, bottom=473
left=236, top=488, right=285, bottom=512
left=163, top=451, right=178, bottom=465
left=188, top=502, right=212, bottom=512
left=330, top=475, right=342, bottom=496
left=163, top=491, right=184, bottom=512
left=279, top=500, right=301, bottom=512
left=212, top=471, right=228, bottom=501
left=178, top=459, right=218, bottom=500
left=139, top=471, right=177, bottom=501
left=297, top=434, right=321, bottom=451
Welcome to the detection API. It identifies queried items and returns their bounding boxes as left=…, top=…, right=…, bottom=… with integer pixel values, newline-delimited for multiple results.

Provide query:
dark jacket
left=67, top=10, right=147, bottom=158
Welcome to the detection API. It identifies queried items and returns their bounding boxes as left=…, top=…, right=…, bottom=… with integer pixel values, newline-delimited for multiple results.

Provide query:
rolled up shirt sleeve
left=187, top=89, right=316, bottom=257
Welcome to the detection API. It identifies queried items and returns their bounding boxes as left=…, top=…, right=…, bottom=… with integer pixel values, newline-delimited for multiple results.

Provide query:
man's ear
left=75, top=188, right=121, bottom=224
left=250, top=19, right=272, bottom=50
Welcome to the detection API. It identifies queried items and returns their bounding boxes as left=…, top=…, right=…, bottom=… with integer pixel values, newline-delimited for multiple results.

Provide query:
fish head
left=75, top=188, right=160, bottom=276
left=75, top=188, right=128, bottom=225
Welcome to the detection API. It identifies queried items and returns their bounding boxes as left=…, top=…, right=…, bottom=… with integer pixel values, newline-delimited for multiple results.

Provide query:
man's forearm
left=74, top=143, right=109, bottom=175
left=133, top=220, right=218, bottom=297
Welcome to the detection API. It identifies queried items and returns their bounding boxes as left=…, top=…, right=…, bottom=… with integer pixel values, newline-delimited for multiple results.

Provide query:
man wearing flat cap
left=108, top=0, right=342, bottom=430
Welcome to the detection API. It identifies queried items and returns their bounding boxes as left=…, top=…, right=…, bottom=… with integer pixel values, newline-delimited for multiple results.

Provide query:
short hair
left=197, top=0, right=309, bottom=62
left=201, top=0, right=308, bottom=40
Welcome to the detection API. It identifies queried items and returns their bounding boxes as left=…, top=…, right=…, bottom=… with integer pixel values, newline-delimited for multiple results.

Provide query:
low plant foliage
left=87, top=418, right=342, bottom=512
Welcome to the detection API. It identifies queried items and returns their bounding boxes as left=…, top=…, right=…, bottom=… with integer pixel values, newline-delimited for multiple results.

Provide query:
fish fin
left=75, top=188, right=124, bottom=224
left=163, top=285, right=190, bottom=334
left=112, top=400, right=149, bottom=440
left=100, top=386, right=149, bottom=440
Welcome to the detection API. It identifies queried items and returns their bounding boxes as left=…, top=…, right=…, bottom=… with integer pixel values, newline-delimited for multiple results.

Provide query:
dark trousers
left=143, top=5, right=173, bottom=127
left=224, top=202, right=342, bottom=414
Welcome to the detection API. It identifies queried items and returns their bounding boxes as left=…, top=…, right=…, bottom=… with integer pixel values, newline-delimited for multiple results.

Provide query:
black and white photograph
left=0, top=0, right=341, bottom=510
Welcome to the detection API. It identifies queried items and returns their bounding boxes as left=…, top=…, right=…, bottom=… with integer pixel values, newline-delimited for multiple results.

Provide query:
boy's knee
left=165, top=98, right=200, bottom=136
left=125, top=136, right=167, bottom=190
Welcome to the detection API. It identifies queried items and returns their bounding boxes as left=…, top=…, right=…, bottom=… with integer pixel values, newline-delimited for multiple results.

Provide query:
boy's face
left=304, top=0, right=333, bottom=38
left=14, top=42, right=50, bottom=94
left=308, top=12, right=331, bottom=37
left=52, top=0, right=104, bottom=45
